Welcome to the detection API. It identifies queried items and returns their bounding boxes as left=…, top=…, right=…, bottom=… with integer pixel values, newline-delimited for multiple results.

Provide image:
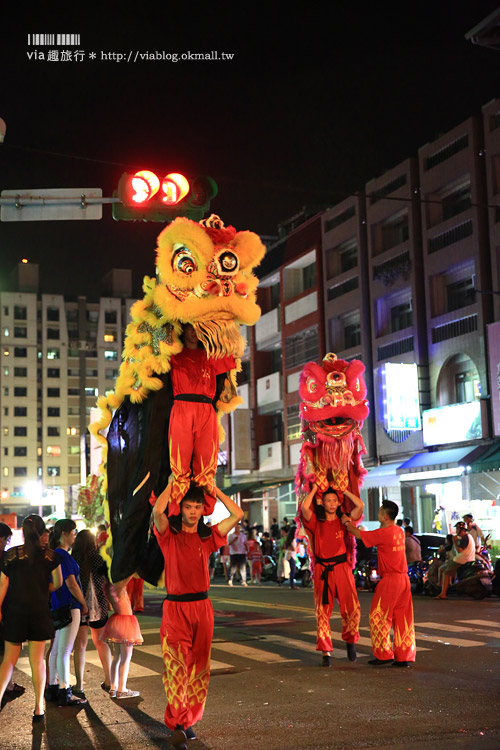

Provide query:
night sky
left=0, top=3, right=499, bottom=296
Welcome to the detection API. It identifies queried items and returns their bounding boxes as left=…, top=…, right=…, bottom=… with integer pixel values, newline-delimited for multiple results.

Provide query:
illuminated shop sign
left=422, top=401, right=482, bottom=447
left=383, top=363, right=421, bottom=430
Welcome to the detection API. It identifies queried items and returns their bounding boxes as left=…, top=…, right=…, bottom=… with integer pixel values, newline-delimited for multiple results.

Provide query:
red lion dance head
left=295, top=353, right=369, bottom=563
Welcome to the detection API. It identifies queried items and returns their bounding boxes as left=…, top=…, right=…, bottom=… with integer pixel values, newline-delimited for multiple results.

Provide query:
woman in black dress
left=0, top=516, right=62, bottom=721
left=71, top=530, right=112, bottom=696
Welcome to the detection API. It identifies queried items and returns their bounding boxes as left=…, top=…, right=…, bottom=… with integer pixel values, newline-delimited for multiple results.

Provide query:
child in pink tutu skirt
left=100, top=581, right=143, bottom=698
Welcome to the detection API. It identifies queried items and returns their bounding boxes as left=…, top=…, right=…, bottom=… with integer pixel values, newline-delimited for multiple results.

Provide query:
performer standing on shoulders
left=344, top=500, right=416, bottom=668
left=301, top=483, right=363, bottom=667
left=153, top=480, right=243, bottom=750
left=168, top=323, right=235, bottom=528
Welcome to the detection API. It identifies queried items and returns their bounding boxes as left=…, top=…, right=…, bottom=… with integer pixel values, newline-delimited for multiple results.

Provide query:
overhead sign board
left=422, top=401, right=482, bottom=447
left=383, top=362, right=421, bottom=430
left=1, top=188, right=103, bottom=221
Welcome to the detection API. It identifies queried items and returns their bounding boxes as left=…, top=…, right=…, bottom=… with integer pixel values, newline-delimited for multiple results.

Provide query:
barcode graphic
left=27, top=34, right=81, bottom=46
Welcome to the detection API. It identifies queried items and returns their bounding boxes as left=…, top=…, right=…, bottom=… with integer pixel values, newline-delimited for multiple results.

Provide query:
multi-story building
left=224, top=102, right=500, bottom=543
left=0, top=262, right=133, bottom=521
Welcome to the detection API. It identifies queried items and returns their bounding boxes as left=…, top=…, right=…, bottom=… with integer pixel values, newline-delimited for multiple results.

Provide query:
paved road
left=2, top=580, right=499, bottom=749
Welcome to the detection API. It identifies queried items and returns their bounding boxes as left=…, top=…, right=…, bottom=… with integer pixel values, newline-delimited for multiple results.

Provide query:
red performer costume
left=168, top=345, right=234, bottom=516
left=359, top=524, right=416, bottom=663
left=154, top=519, right=227, bottom=731
left=126, top=573, right=145, bottom=613
left=303, top=512, right=360, bottom=652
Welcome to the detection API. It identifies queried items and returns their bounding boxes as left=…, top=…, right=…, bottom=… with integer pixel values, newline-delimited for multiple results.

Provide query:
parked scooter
left=261, top=553, right=277, bottom=582
left=407, top=560, right=429, bottom=594
left=425, top=558, right=492, bottom=599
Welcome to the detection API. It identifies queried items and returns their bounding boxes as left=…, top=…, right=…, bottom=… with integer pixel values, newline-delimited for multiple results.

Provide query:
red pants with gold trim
left=168, top=402, right=218, bottom=516
left=369, top=573, right=416, bottom=662
left=126, top=577, right=144, bottom=612
left=313, top=561, right=360, bottom=652
left=160, top=598, right=213, bottom=730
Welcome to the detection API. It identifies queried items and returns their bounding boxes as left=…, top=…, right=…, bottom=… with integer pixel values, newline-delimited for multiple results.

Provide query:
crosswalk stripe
left=213, top=641, right=299, bottom=663
left=417, top=621, right=500, bottom=638
left=457, top=619, right=500, bottom=632
left=138, top=643, right=234, bottom=673
left=263, top=634, right=368, bottom=660
left=303, top=630, right=431, bottom=652
left=210, top=595, right=314, bottom=614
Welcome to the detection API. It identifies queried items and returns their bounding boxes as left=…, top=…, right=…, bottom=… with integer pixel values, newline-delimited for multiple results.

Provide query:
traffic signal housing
left=113, top=171, right=218, bottom=222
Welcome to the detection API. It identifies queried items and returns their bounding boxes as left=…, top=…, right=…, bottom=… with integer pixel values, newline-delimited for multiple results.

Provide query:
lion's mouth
left=310, top=417, right=355, bottom=438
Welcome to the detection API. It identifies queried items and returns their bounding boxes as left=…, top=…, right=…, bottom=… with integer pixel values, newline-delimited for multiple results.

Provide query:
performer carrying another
left=168, top=323, right=235, bottom=528
left=344, top=500, right=416, bottom=668
left=153, top=480, right=243, bottom=750
left=301, top=484, right=363, bottom=667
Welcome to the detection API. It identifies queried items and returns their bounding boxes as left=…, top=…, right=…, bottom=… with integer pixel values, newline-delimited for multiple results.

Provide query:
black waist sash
left=315, top=554, right=347, bottom=605
left=165, top=591, right=209, bottom=602
left=174, top=394, right=212, bottom=404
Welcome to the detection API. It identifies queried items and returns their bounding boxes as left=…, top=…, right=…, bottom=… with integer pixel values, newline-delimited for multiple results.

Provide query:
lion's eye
left=306, top=377, right=318, bottom=393
left=172, top=245, right=197, bottom=275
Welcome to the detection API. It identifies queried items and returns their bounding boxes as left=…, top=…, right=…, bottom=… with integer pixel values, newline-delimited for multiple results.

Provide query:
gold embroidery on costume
left=369, top=598, right=392, bottom=654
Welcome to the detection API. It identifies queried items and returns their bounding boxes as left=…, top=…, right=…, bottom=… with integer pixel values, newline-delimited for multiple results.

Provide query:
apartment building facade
left=225, top=101, right=500, bottom=542
left=0, top=263, right=133, bottom=520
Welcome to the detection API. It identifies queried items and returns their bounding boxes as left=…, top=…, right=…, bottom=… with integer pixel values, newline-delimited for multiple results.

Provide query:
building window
left=67, top=426, right=79, bottom=436
left=390, top=302, right=413, bottom=332
left=326, top=239, right=357, bottom=279
left=3, top=328, right=9, bottom=337
left=344, top=319, right=361, bottom=349
left=3, top=387, right=8, bottom=396
left=14, top=387, right=27, bottom=397
left=105, top=310, right=117, bottom=324
left=47, top=466, right=60, bottom=477
left=46, top=348, right=60, bottom=359
left=441, top=182, right=472, bottom=222
left=104, top=333, right=115, bottom=343
left=48, top=426, right=60, bottom=437
left=14, top=407, right=27, bottom=417
left=286, top=404, right=301, bottom=441
left=47, top=387, right=60, bottom=398
left=14, top=348, right=27, bottom=357
left=456, top=371, right=480, bottom=403
left=68, top=368, right=80, bottom=377
left=46, top=307, right=60, bottom=322
left=68, top=445, right=80, bottom=455
left=14, top=327, right=27, bottom=338
left=47, top=328, right=60, bottom=340
left=14, top=426, right=27, bottom=436
left=13, top=467, right=27, bottom=477
left=2, top=468, right=8, bottom=477
left=104, top=350, right=118, bottom=361
left=284, top=326, right=319, bottom=370
left=47, top=445, right=61, bottom=457
left=447, top=277, right=476, bottom=312
left=86, top=369, right=98, bottom=377
left=68, top=466, right=80, bottom=474
left=47, top=407, right=60, bottom=417
left=14, top=367, right=27, bottom=376
left=13, top=306, right=27, bottom=320
left=14, top=447, right=27, bottom=457
left=47, top=368, right=60, bottom=378
left=68, top=388, right=79, bottom=396
left=105, top=368, right=118, bottom=379
left=87, top=310, right=99, bottom=323
left=85, top=387, right=97, bottom=396
left=68, top=407, right=80, bottom=415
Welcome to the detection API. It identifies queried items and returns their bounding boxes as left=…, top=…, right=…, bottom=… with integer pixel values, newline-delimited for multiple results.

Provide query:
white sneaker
left=228, top=580, right=233, bottom=586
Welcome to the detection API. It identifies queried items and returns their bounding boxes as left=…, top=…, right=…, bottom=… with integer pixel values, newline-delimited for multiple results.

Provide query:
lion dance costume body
left=296, top=353, right=369, bottom=656
left=90, top=214, right=265, bottom=583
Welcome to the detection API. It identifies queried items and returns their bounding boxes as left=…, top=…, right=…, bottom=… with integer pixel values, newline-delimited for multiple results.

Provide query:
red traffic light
left=130, top=171, right=160, bottom=204
left=161, top=173, right=190, bottom=205
left=114, top=171, right=218, bottom=222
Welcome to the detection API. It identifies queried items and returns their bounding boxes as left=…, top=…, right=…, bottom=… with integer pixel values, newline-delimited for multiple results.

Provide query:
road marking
left=263, top=634, right=368, bottom=660
left=457, top=619, right=500, bottom=633
left=137, top=643, right=236, bottom=674
left=417, top=621, right=500, bottom=638
left=211, top=595, right=314, bottom=615
left=304, top=630, right=431, bottom=652
left=213, top=641, right=299, bottom=663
